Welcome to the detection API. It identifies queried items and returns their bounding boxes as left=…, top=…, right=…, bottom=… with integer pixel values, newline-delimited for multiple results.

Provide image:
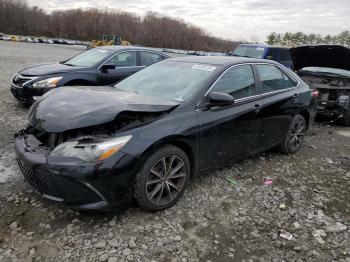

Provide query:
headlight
left=50, top=135, right=132, bottom=162
left=32, top=76, right=63, bottom=88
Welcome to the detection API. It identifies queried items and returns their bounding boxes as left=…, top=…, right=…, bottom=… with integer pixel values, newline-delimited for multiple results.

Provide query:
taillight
left=312, top=89, right=319, bottom=98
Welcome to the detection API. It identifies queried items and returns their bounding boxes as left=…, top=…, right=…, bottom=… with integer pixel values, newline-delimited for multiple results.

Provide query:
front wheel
left=280, top=114, right=307, bottom=154
left=134, top=145, right=190, bottom=212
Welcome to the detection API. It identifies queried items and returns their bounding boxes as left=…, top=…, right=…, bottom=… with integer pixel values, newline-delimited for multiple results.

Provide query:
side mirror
left=208, top=92, right=234, bottom=108
left=101, top=63, right=116, bottom=71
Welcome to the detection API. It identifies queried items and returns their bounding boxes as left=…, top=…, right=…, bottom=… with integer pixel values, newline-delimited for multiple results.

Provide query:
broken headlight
left=32, top=76, right=63, bottom=88
left=50, top=135, right=132, bottom=162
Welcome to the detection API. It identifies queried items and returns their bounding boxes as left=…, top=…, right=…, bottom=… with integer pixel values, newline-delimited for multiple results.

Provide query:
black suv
left=11, top=46, right=169, bottom=105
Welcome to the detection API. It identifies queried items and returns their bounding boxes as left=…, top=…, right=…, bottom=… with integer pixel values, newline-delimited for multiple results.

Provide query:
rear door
left=196, top=64, right=264, bottom=171
left=254, top=64, right=300, bottom=151
left=98, top=51, right=139, bottom=85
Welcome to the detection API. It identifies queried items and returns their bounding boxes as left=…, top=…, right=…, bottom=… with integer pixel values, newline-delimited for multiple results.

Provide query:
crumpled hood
left=28, top=86, right=179, bottom=132
left=20, top=63, right=87, bottom=76
left=291, top=45, right=350, bottom=71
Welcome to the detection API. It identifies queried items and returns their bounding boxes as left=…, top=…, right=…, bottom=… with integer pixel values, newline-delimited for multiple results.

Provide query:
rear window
left=233, top=45, right=266, bottom=59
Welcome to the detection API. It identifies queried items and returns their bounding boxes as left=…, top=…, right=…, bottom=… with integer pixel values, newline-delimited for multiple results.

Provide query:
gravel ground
left=0, top=41, right=350, bottom=262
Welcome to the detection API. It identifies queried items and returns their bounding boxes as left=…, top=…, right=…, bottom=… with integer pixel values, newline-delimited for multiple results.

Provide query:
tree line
left=0, top=0, right=238, bottom=52
left=266, top=31, right=350, bottom=47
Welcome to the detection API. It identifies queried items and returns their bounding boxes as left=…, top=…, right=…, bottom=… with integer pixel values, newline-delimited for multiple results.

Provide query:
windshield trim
left=64, top=48, right=114, bottom=68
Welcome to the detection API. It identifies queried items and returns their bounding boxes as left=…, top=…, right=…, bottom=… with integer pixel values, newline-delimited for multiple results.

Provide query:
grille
left=18, top=160, right=64, bottom=201
left=12, top=74, right=35, bottom=87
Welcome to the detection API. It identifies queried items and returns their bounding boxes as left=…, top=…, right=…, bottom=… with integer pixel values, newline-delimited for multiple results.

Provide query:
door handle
left=293, top=93, right=299, bottom=98
left=253, top=104, right=261, bottom=113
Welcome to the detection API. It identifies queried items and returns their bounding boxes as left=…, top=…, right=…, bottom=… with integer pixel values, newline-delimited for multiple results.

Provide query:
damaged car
left=10, top=46, right=169, bottom=105
left=291, top=45, right=350, bottom=126
left=15, top=56, right=317, bottom=212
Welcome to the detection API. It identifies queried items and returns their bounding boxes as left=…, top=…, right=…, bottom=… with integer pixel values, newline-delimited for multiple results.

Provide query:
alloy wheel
left=145, top=155, right=187, bottom=206
left=289, top=119, right=305, bottom=151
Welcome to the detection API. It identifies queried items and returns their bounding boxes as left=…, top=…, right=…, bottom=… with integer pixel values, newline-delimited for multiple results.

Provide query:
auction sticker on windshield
left=192, top=65, right=216, bottom=71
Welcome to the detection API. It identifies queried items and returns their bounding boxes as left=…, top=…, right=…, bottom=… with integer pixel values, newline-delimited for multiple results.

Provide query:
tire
left=134, top=145, right=190, bottom=212
left=280, top=114, right=307, bottom=154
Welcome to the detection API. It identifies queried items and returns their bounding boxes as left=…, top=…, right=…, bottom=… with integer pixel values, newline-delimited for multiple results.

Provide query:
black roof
left=98, top=45, right=160, bottom=52
left=169, top=55, right=276, bottom=66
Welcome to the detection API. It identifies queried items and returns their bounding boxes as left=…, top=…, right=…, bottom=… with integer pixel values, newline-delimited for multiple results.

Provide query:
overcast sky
left=27, top=0, right=350, bottom=42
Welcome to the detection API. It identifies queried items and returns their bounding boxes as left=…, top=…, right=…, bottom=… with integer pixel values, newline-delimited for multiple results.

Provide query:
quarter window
left=109, top=51, right=137, bottom=67
left=140, top=52, right=165, bottom=66
left=283, top=73, right=298, bottom=88
left=256, top=65, right=285, bottom=93
left=210, top=65, right=255, bottom=99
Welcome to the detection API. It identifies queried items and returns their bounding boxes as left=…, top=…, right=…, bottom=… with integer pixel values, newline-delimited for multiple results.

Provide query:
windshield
left=64, top=48, right=113, bottom=67
left=233, top=45, right=266, bottom=59
left=300, top=67, right=350, bottom=78
left=114, top=61, right=218, bottom=102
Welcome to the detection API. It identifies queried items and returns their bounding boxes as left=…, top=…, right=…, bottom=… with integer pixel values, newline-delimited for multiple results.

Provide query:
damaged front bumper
left=14, top=130, right=140, bottom=211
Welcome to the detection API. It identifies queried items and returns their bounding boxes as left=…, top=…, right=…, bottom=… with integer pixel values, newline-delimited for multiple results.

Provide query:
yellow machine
left=10, top=36, right=18, bottom=42
left=88, top=35, right=130, bottom=49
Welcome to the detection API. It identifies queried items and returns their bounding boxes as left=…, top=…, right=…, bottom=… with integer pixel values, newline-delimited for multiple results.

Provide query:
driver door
left=196, top=64, right=264, bottom=171
left=98, top=51, right=140, bottom=85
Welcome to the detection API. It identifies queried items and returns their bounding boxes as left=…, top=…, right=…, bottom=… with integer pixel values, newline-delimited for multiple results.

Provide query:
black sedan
left=15, top=56, right=317, bottom=212
left=10, top=46, right=169, bottom=104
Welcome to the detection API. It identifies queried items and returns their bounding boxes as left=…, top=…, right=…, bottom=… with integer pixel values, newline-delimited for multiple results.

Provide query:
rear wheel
left=280, top=114, right=306, bottom=154
left=134, top=145, right=190, bottom=212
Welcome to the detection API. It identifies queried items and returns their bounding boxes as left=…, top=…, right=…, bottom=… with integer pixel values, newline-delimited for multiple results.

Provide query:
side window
left=211, top=65, right=255, bottom=99
left=256, top=65, right=285, bottom=93
left=279, top=49, right=292, bottom=62
left=283, top=73, right=298, bottom=88
left=109, top=51, right=137, bottom=67
left=265, top=48, right=279, bottom=61
left=140, top=52, right=165, bottom=66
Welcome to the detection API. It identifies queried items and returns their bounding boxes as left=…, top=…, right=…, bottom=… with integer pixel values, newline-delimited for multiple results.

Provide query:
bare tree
left=0, top=0, right=239, bottom=52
